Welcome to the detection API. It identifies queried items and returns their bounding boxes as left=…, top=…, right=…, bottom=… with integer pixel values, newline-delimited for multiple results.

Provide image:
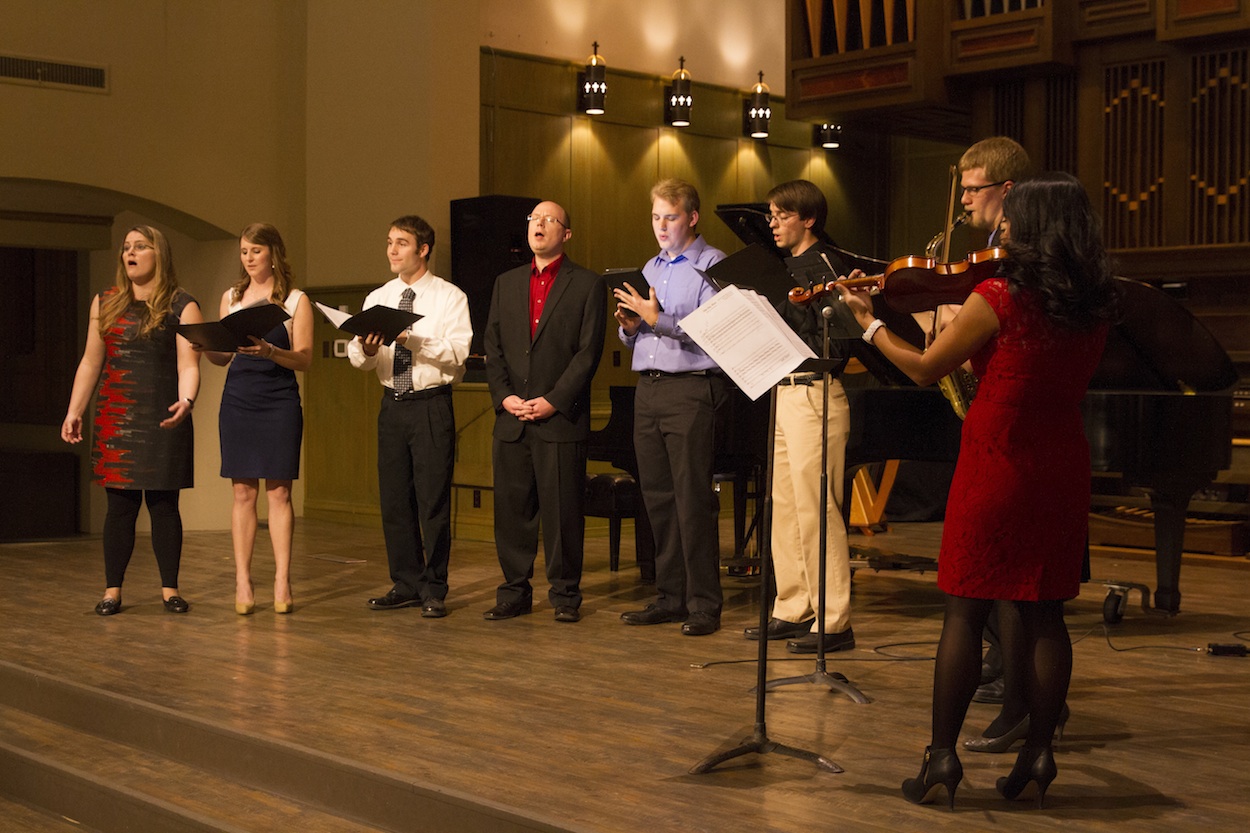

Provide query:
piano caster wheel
left=1103, top=591, right=1125, bottom=625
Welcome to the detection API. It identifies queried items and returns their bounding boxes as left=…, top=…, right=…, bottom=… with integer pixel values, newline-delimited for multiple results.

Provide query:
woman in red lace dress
left=840, top=173, right=1119, bottom=809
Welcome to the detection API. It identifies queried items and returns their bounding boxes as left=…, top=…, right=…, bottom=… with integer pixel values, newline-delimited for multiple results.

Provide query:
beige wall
left=479, top=0, right=786, bottom=95
left=2, top=1, right=888, bottom=538
left=1, top=0, right=479, bottom=532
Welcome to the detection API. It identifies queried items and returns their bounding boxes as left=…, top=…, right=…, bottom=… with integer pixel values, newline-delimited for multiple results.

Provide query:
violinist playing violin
left=839, top=173, right=1119, bottom=809
left=743, top=180, right=858, bottom=655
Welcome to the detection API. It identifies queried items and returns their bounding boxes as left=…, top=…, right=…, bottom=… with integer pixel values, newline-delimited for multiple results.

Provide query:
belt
left=640, top=369, right=720, bottom=378
left=390, top=383, right=451, bottom=401
left=777, top=372, right=823, bottom=387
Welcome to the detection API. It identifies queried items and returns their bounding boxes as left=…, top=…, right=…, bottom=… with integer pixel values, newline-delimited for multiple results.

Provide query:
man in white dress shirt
left=348, top=215, right=472, bottom=617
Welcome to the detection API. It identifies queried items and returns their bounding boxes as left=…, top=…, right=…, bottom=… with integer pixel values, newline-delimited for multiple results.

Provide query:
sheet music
left=314, top=301, right=352, bottom=329
left=679, top=285, right=815, bottom=401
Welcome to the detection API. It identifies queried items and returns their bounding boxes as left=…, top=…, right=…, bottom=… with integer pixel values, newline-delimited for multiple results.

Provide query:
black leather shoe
left=483, top=601, right=532, bottom=620
left=972, top=677, right=1005, bottom=704
left=682, top=612, right=720, bottom=636
left=786, top=627, right=855, bottom=653
left=620, top=604, right=685, bottom=625
left=553, top=606, right=581, bottom=622
left=368, top=590, right=421, bottom=611
left=95, top=597, right=121, bottom=616
left=162, top=595, right=189, bottom=613
left=421, top=598, right=447, bottom=618
left=744, top=617, right=815, bottom=641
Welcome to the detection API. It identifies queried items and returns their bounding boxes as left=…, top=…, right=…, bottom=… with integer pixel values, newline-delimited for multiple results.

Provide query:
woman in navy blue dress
left=62, top=226, right=203, bottom=615
left=206, top=223, right=312, bottom=614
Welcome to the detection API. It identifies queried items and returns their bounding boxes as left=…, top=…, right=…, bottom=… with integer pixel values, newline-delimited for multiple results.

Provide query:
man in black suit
left=483, top=200, right=607, bottom=623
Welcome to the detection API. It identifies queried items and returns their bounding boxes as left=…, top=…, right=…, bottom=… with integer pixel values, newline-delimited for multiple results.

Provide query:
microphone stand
left=690, top=376, right=842, bottom=775
left=764, top=296, right=868, bottom=703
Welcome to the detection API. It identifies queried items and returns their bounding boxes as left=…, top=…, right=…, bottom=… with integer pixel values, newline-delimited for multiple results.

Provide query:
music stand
left=687, top=250, right=861, bottom=775
left=691, top=356, right=845, bottom=774
left=763, top=305, right=869, bottom=703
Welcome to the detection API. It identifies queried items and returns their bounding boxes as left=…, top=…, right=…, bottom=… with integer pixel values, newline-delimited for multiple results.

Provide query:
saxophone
left=927, top=213, right=978, bottom=420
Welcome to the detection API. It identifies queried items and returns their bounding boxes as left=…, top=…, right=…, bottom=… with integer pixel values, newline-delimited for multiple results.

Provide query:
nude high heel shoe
left=236, top=582, right=255, bottom=615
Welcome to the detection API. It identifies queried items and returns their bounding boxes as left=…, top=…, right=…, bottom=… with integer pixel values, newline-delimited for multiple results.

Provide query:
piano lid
left=1090, top=277, right=1238, bottom=393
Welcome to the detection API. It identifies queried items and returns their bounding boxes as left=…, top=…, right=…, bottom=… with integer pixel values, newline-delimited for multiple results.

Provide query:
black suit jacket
left=484, top=257, right=607, bottom=443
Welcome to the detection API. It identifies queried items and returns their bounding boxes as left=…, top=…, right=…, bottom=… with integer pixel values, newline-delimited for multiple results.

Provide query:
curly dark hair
left=1001, top=172, right=1119, bottom=330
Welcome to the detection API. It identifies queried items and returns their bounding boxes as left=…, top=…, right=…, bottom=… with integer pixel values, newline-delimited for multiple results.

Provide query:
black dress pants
left=492, top=430, right=586, bottom=609
left=634, top=373, right=728, bottom=617
left=376, top=388, right=455, bottom=602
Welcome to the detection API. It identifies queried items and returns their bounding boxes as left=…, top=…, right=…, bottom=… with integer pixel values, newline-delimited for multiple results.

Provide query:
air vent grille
left=0, top=55, right=108, bottom=92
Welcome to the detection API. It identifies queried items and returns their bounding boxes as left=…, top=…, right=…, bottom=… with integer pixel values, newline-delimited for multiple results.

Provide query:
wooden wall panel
left=1189, top=47, right=1250, bottom=245
left=578, top=120, right=661, bottom=273
left=484, top=108, right=576, bottom=241
left=1103, top=59, right=1168, bottom=249
left=302, top=285, right=384, bottom=526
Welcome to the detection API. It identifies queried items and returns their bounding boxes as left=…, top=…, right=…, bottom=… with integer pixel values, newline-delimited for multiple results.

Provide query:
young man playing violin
left=959, top=136, right=1029, bottom=249
left=748, top=179, right=858, bottom=654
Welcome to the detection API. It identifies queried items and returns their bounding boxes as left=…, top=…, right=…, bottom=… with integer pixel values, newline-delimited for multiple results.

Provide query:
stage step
left=0, top=661, right=573, bottom=833
left=0, top=793, right=93, bottom=832
left=0, top=705, right=379, bottom=833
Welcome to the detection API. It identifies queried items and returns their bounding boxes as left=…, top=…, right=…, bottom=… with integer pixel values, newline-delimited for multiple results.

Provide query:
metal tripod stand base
left=764, top=667, right=870, bottom=704
left=689, top=723, right=843, bottom=774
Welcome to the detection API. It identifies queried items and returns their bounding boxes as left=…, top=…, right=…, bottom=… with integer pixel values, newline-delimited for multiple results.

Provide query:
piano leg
left=1145, top=474, right=1213, bottom=616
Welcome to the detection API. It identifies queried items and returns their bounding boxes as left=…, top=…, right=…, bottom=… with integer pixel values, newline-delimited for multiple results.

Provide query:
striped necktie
left=392, top=287, right=415, bottom=393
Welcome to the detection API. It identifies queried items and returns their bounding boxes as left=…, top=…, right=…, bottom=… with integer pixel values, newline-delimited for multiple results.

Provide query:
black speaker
left=450, top=194, right=538, bottom=362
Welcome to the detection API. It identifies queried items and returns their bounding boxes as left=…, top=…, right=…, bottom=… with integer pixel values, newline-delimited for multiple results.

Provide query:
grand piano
left=1085, top=277, right=1237, bottom=618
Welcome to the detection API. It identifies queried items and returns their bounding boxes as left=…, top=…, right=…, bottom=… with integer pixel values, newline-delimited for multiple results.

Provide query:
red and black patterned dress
left=938, top=278, right=1108, bottom=602
left=91, top=288, right=195, bottom=490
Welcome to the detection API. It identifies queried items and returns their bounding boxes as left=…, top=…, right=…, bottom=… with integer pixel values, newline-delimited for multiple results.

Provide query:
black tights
left=103, top=488, right=183, bottom=588
left=930, top=595, right=1071, bottom=750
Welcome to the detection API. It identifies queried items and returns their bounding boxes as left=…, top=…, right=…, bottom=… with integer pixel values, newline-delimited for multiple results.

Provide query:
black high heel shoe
left=901, top=746, right=963, bottom=809
left=996, top=745, right=1058, bottom=808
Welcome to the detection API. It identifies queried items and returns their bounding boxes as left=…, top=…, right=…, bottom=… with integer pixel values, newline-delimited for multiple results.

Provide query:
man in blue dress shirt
left=616, top=179, right=729, bottom=636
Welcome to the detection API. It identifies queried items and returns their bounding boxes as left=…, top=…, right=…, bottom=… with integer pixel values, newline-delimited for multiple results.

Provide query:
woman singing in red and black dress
left=840, top=172, right=1119, bottom=809
left=62, top=225, right=203, bottom=616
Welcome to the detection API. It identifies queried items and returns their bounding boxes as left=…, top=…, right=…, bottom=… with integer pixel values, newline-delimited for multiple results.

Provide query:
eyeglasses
left=527, top=214, right=567, bottom=228
left=962, top=180, right=1007, bottom=196
left=767, top=211, right=797, bottom=226
left=122, top=242, right=153, bottom=253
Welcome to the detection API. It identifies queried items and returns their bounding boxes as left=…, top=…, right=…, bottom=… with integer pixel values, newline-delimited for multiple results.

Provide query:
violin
left=787, top=246, right=1008, bottom=314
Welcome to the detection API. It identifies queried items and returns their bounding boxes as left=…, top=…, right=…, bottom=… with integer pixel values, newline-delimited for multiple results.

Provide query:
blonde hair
left=959, top=136, right=1031, bottom=183
left=650, top=178, right=700, bottom=216
left=98, top=225, right=179, bottom=339
left=231, top=223, right=295, bottom=305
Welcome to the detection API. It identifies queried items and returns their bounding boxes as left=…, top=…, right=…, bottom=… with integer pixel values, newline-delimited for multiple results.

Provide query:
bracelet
left=183, top=397, right=195, bottom=409
left=862, top=319, right=887, bottom=343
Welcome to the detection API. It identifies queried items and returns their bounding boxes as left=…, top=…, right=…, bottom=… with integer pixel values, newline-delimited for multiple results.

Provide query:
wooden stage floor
left=1, top=518, right=1249, bottom=832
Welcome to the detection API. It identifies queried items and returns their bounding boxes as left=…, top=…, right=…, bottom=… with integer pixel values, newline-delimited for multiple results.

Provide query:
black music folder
left=175, top=303, right=290, bottom=352
left=313, top=301, right=421, bottom=343
left=703, top=243, right=795, bottom=307
left=603, top=268, right=661, bottom=318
